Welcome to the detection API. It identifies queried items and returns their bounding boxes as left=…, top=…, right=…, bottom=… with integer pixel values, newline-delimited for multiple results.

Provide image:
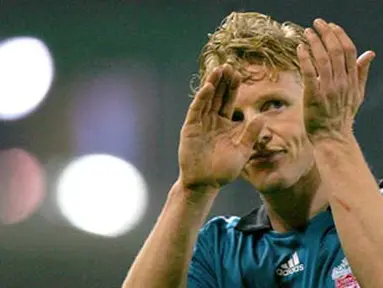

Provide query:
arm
left=122, top=181, right=218, bottom=288
left=298, top=18, right=381, bottom=286
left=122, top=65, right=263, bottom=287
left=315, top=138, right=383, bottom=287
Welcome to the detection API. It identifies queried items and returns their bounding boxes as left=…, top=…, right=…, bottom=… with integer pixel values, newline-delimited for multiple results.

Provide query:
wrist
left=172, top=177, right=220, bottom=205
left=314, top=134, right=364, bottom=173
left=314, top=134, right=358, bottom=155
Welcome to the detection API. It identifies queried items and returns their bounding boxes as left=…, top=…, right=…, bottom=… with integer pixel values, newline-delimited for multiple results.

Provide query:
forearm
left=122, top=180, right=219, bottom=288
left=315, top=137, right=383, bottom=287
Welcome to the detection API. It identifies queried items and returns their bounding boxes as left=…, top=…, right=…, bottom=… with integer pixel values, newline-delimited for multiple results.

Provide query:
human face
left=235, top=65, right=315, bottom=194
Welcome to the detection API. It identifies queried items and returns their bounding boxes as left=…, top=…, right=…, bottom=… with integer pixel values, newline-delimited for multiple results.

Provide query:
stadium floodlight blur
left=0, top=148, right=45, bottom=225
left=0, top=36, right=54, bottom=120
left=56, top=154, right=148, bottom=237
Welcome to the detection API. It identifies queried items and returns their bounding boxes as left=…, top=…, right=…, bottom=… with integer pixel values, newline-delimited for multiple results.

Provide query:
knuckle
left=304, top=69, right=317, bottom=78
left=308, top=34, right=320, bottom=43
left=299, top=50, right=310, bottom=60
left=321, top=27, right=332, bottom=37
left=337, top=80, right=348, bottom=92
left=344, top=44, right=356, bottom=55
left=325, top=85, right=336, bottom=96
left=317, top=56, right=329, bottom=67
left=329, top=47, right=343, bottom=57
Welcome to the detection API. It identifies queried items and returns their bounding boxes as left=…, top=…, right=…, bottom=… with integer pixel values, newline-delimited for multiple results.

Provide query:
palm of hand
left=178, top=65, right=263, bottom=189
left=179, top=116, right=248, bottom=188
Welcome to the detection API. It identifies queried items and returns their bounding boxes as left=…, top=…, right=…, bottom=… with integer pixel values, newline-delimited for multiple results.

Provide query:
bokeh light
left=56, top=154, right=148, bottom=237
left=0, top=36, right=54, bottom=120
left=0, top=148, right=46, bottom=225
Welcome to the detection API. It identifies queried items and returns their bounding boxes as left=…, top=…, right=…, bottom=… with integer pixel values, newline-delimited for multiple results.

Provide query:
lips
left=250, top=150, right=286, bottom=161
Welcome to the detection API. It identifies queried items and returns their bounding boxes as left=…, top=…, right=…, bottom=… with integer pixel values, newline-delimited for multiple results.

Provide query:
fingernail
left=315, top=18, right=327, bottom=27
left=304, top=28, right=313, bottom=35
left=213, top=67, right=222, bottom=77
left=329, top=22, right=341, bottom=30
left=297, top=44, right=303, bottom=51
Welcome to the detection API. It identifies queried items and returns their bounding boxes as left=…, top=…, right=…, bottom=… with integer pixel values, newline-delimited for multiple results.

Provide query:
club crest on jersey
left=331, top=258, right=360, bottom=288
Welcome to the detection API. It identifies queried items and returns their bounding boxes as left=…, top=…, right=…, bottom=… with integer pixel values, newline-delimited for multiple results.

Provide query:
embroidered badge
left=331, top=258, right=360, bottom=288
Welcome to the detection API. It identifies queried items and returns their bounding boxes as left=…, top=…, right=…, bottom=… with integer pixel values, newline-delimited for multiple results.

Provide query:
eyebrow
left=253, top=91, right=292, bottom=102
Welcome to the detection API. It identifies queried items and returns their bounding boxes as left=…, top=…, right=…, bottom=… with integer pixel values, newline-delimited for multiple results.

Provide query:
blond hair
left=196, top=12, right=310, bottom=88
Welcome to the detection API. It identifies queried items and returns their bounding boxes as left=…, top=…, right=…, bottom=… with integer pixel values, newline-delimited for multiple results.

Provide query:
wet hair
left=194, top=12, right=311, bottom=91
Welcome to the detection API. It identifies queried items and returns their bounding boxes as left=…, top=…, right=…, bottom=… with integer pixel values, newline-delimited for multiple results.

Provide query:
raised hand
left=297, top=18, right=375, bottom=143
left=178, top=64, right=263, bottom=190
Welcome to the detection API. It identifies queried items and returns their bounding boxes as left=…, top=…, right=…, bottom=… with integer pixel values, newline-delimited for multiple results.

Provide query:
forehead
left=235, top=64, right=303, bottom=107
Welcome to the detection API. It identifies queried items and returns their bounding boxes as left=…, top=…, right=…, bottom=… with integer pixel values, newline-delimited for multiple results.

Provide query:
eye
left=231, top=110, right=244, bottom=122
left=260, top=100, right=286, bottom=113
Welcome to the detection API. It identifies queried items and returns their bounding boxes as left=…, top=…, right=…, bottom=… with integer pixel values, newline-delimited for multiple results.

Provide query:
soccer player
left=122, top=12, right=380, bottom=287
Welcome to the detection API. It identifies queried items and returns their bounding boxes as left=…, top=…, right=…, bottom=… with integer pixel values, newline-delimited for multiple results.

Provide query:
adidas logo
left=276, top=252, right=304, bottom=277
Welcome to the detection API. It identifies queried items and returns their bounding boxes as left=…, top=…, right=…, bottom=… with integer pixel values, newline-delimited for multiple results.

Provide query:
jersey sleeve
left=187, top=218, right=220, bottom=288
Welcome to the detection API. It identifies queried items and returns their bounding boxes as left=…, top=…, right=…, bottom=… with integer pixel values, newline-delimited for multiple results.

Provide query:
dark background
left=0, top=1, right=382, bottom=287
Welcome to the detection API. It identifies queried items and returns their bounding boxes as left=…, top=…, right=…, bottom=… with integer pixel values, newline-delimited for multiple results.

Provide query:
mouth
left=249, top=150, right=286, bottom=162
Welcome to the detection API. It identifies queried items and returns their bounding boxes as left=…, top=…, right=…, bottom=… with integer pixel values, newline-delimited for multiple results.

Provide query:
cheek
left=269, top=109, right=311, bottom=161
left=271, top=110, right=307, bottom=142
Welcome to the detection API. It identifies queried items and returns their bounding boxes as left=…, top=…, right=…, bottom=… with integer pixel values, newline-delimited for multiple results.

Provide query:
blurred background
left=0, top=0, right=382, bottom=287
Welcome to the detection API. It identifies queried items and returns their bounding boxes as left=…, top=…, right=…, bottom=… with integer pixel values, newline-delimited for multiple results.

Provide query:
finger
left=305, top=27, right=332, bottom=86
left=357, top=50, right=376, bottom=96
left=328, top=23, right=357, bottom=76
left=201, top=67, right=224, bottom=115
left=211, top=64, right=233, bottom=113
left=206, top=66, right=223, bottom=88
left=219, top=71, right=241, bottom=119
left=185, top=67, right=222, bottom=125
left=313, top=19, right=346, bottom=80
left=297, top=44, right=319, bottom=101
left=184, top=82, right=215, bottom=124
left=238, top=117, right=264, bottom=149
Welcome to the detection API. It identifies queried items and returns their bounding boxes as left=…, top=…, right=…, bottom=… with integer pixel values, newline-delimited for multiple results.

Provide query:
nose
left=242, top=109, right=272, bottom=150
left=255, top=126, right=272, bottom=150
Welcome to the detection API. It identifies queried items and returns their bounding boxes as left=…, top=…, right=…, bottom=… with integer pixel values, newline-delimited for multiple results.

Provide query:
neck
left=261, top=164, right=329, bottom=233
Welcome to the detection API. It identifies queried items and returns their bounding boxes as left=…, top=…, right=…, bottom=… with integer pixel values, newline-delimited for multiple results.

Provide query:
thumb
left=238, top=117, right=264, bottom=150
left=357, top=50, right=376, bottom=93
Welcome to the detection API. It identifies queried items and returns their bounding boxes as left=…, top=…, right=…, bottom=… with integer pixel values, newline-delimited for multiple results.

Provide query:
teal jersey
left=188, top=205, right=360, bottom=288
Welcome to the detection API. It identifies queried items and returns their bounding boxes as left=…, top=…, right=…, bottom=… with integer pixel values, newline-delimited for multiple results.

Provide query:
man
left=122, top=12, right=380, bottom=287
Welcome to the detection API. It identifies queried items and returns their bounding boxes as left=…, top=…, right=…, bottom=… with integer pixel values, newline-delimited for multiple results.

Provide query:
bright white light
left=56, top=154, right=148, bottom=237
left=0, top=36, right=54, bottom=120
